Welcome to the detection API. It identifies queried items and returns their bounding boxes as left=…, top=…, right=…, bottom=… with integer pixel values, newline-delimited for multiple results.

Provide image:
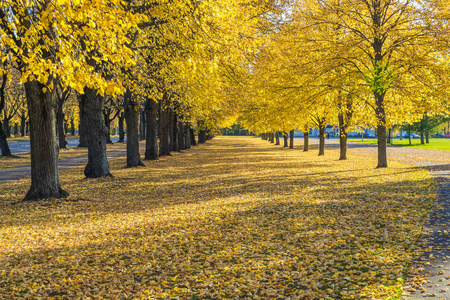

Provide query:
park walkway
left=0, top=147, right=127, bottom=184
left=299, top=138, right=450, bottom=299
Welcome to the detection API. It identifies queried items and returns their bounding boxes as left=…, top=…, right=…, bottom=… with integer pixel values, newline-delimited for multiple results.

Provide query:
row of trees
left=0, top=0, right=277, bottom=200
left=238, top=0, right=450, bottom=167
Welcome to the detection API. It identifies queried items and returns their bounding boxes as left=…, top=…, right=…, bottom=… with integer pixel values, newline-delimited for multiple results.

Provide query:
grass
left=0, top=142, right=127, bottom=169
left=0, top=136, right=436, bottom=299
left=347, top=138, right=450, bottom=151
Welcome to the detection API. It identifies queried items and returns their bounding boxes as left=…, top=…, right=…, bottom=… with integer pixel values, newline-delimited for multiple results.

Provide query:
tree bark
left=338, top=113, right=347, bottom=160
left=426, top=134, right=430, bottom=144
left=289, top=130, right=294, bottom=149
left=103, top=109, right=112, bottom=144
left=20, top=114, right=26, bottom=137
left=190, top=128, right=197, bottom=146
left=23, top=80, right=68, bottom=200
left=420, top=132, right=425, bottom=144
left=57, top=99, right=67, bottom=149
left=275, top=132, right=280, bottom=145
left=170, top=109, right=179, bottom=152
left=319, top=124, right=325, bottom=156
left=185, top=123, right=191, bottom=149
left=82, top=88, right=112, bottom=178
left=124, top=89, right=145, bottom=167
left=283, top=133, right=288, bottom=147
left=139, top=108, right=146, bottom=141
left=198, top=121, right=206, bottom=144
left=0, top=72, right=11, bottom=156
left=303, top=132, right=309, bottom=152
left=178, top=121, right=186, bottom=151
left=145, top=99, right=159, bottom=160
left=118, top=113, right=125, bottom=142
left=78, top=96, right=87, bottom=147
left=159, top=98, right=171, bottom=156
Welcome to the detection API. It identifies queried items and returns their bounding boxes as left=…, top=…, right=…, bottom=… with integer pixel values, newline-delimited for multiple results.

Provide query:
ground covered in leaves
left=0, top=137, right=437, bottom=299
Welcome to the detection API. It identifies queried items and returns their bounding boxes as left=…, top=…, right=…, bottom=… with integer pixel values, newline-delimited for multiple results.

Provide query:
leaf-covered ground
left=0, top=136, right=436, bottom=299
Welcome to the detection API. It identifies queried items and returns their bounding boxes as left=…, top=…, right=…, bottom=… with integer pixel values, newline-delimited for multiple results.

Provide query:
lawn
left=0, top=136, right=436, bottom=299
left=347, top=138, right=450, bottom=151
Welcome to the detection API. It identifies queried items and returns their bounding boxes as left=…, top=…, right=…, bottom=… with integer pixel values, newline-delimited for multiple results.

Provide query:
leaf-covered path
left=0, top=136, right=439, bottom=299
left=295, top=137, right=450, bottom=299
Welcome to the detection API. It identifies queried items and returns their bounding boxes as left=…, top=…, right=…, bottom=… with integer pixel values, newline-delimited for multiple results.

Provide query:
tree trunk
left=303, top=132, right=309, bottom=152
left=124, top=89, right=145, bottom=167
left=185, top=123, right=191, bottom=149
left=20, top=114, right=26, bottom=137
left=0, top=120, right=11, bottom=156
left=118, top=113, right=125, bottom=142
left=23, top=80, right=68, bottom=200
left=159, top=99, right=171, bottom=156
left=408, top=129, right=412, bottom=145
left=178, top=121, right=186, bottom=151
left=0, top=73, right=11, bottom=156
left=70, top=118, right=75, bottom=135
left=139, top=108, right=146, bottom=141
left=375, top=91, right=388, bottom=168
left=283, top=133, right=288, bottom=147
left=338, top=113, right=347, bottom=160
left=426, top=134, right=430, bottom=144
left=420, top=132, right=425, bottom=144
left=289, top=130, right=294, bottom=149
left=145, top=99, right=158, bottom=160
left=170, top=109, right=179, bottom=152
left=78, top=96, right=87, bottom=147
left=198, top=121, right=206, bottom=144
left=275, top=132, right=280, bottom=145
left=190, top=128, right=197, bottom=146
left=387, top=128, right=391, bottom=144
left=104, top=110, right=112, bottom=144
left=82, top=88, right=112, bottom=178
left=319, top=125, right=325, bottom=156
left=4, top=117, right=10, bottom=138
left=57, top=98, right=67, bottom=149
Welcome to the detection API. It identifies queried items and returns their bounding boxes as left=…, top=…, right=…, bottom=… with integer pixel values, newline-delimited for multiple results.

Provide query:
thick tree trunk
left=118, top=113, right=125, bottom=142
left=420, top=132, right=425, bottom=144
left=319, top=125, right=325, bottom=156
left=275, top=132, right=280, bottom=145
left=190, top=128, right=197, bottom=146
left=23, top=80, right=68, bottom=200
left=145, top=99, right=158, bottom=160
left=82, top=88, right=112, bottom=178
left=78, top=96, right=87, bottom=147
left=170, top=109, right=179, bottom=152
left=303, top=132, right=309, bottom=152
left=338, top=113, right=347, bottom=160
left=20, top=114, right=26, bottom=137
left=0, top=121, right=11, bottom=156
left=57, top=99, right=67, bottom=149
left=426, top=134, right=430, bottom=144
left=104, top=111, right=112, bottom=144
left=139, top=108, right=146, bottom=141
left=178, top=121, right=186, bottom=151
left=283, top=133, right=288, bottom=147
left=4, top=118, right=10, bottom=138
left=289, top=130, right=294, bottom=149
left=124, top=90, right=145, bottom=167
left=198, top=121, right=206, bottom=144
left=0, top=73, right=11, bottom=156
left=70, top=118, right=75, bottom=135
left=185, top=123, right=191, bottom=149
left=159, top=99, right=171, bottom=156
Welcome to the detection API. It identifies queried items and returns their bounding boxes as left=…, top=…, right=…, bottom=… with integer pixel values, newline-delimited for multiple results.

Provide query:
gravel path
left=0, top=148, right=127, bottom=184
left=295, top=137, right=450, bottom=299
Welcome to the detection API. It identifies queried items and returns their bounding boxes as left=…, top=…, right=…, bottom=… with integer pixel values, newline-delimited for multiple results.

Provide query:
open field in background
left=0, top=136, right=436, bottom=299
left=0, top=142, right=128, bottom=170
left=347, top=138, right=450, bottom=151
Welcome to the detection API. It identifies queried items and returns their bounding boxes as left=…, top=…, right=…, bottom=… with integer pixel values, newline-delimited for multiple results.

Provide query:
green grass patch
left=348, top=138, right=450, bottom=151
